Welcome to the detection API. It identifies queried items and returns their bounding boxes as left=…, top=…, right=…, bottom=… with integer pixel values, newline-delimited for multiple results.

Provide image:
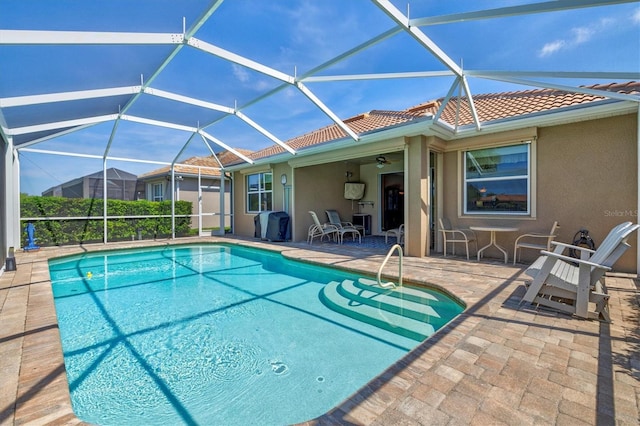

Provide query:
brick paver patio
left=1, top=236, right=638, bottom=425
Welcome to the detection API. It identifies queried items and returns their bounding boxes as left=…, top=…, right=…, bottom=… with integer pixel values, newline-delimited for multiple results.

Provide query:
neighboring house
left=42, top=168, right=139, bottom=200
left=138, top=152, right=252, bottom=230
left=226, top=82, right=640, bottom=274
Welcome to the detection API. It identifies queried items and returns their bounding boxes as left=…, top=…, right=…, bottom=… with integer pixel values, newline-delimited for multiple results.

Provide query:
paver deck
left=1, top=236, right=638, bottom=425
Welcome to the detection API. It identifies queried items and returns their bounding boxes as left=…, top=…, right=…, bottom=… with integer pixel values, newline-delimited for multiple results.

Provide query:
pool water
left=49, top=244, right=463, bottom=425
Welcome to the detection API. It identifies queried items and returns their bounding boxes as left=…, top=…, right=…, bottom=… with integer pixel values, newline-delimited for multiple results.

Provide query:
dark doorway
left=381, top=172, right=404, bottom=231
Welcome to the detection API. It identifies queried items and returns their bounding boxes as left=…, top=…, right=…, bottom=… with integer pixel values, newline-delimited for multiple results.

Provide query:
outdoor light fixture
left=281, top=173, right=287, bottom=186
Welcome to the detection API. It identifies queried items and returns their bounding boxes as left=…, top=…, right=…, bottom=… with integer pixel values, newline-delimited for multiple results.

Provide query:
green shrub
left=20, top=195, right=192, bottom=246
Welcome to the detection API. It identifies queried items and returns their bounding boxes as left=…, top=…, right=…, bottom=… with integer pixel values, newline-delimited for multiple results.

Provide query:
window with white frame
left=246, top=172, right=272, bottom=213
left=151, top=183, right=163, bottom=202
left=464, top=143, right=530, bottom=214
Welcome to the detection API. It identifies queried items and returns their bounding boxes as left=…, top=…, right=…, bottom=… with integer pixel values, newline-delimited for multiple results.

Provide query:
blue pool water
left=49, top=244, right=463, bottom=425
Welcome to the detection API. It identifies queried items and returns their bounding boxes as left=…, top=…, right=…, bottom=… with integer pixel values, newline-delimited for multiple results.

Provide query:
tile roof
left=436, top=81, right=640, bottom=126
left=237, top=109, right=430, bottom=163
left=217, top=149, right=255, bottom=166
left=231, top=81, right=639, bottom=165
left=139, top=149, right=256, bottom=178
left=139, top=156, right=220, bottom=178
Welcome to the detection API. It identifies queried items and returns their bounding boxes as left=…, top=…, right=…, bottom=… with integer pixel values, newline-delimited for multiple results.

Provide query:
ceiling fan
left=376, top=155, right=391, bottom=168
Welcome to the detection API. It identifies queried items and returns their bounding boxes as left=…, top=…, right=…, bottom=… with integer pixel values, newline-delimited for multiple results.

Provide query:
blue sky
left=1, top=0, right=639, bottom=195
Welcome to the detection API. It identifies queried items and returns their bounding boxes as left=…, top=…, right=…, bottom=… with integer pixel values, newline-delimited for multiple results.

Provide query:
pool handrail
left=377, top=244, right=403, bottom=288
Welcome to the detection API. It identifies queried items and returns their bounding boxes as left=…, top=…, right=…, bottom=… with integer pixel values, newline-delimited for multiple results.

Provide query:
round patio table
left=470, top=225, right=519, bottom=263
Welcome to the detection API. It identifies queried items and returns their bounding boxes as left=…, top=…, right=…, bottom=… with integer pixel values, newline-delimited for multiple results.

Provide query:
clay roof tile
left=228, top=81, right=640, bottom=165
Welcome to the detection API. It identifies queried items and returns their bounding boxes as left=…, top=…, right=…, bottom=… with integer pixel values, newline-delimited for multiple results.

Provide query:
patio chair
left=384, top=224, right=404, bottom=244
left=438, top=218, right=477, bottom=260
left=521, top=222, right=639, bottom=321
left=307, top=211, right=339, bottom=244
left=524, top=221, right=633, bottom=279
left=513, top=221, right=560, bottom=265
left=325, top=210, right=362, bottom=244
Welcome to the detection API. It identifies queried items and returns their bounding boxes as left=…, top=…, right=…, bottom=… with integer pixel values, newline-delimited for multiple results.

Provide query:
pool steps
left=319, top=279, right=443, bottom=341
left=355, top=278, right=438, bottom=303
left=342, top=279, right=440, bottom=322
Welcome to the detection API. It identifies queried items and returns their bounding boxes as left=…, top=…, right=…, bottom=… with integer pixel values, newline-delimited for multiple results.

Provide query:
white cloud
left=539, top=40, right=566, bottom=57
left=632, top=8, right=640, bottom=25
left=537, top=17, right=616, bottom=57
left=232, top=64, right=250, bottom=83
left=571, top=26, right=594, bottom=44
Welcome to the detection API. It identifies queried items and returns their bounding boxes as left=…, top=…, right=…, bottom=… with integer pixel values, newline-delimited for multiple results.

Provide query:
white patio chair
left=325, top=210, right=361, bottom=244
left=307, top=211, right=339, bottom=244
left=513, top=221, right=560, bottom=265
left=521, top=222, right=639, bottom=321
left=384, top=224, right=404, bottom=244
left=438, top=218, right=477, bottom=260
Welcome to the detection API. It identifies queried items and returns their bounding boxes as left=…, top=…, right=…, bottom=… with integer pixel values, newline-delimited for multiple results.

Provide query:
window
left=246, top=172, right=272, bottom=213
left=464, top=143, right=530, bottom=214
left=152, top=183, right=163, bottom=202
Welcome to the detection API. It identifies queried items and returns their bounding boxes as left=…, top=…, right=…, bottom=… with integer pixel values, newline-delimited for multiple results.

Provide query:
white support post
left=171, top=168, right=176, bottom=240
left=218, top=171, right=226, bottom=236
left=13, top=148, right=20, bottom=247
left=228, top=173, right=235, bottom=236
left=103, top=161, right=108, bottom=243
left=198, top=170, right=203, bottom=237
left=6, top=139, right=21, bottom=252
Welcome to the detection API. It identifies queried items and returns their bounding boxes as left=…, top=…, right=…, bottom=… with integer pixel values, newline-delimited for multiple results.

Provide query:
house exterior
left=139, top=153, right=251, bottom=231
left=225, top=82, right=640, bottom=274
left=42, top=168, right=139, bottom=200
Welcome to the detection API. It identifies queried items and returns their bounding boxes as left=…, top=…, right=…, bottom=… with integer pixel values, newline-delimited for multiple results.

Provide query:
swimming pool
left=49, top=244, right=463, bottom=425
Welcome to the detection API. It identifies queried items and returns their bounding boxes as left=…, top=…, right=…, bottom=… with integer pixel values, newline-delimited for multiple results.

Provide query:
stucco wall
left=272, top=163, right=292, bottom=216
left=232, top=172, right=254, bottom=238
left=536, top=114, right=637, bottom=271
left=294, top=162, right=361, bottom=241
left=441, top=114, right=638, bottom=272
